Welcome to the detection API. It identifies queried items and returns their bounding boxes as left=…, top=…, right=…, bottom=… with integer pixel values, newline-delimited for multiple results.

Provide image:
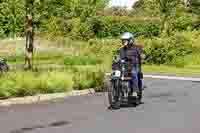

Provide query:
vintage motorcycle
left=108, top=59, right=142, bottom=109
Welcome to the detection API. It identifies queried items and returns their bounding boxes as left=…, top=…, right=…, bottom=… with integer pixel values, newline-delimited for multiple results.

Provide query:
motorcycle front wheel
left=108, top=79, right=121, bottom=109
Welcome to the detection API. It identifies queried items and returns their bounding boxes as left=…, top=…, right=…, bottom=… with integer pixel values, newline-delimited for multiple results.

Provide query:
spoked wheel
left=108, top=79, right=121, bottom=109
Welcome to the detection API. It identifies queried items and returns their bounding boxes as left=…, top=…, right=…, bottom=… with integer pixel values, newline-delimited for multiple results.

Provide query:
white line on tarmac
left=144, top=75, right=200, bottom=81
left=105, top=73, right=200, bottom=82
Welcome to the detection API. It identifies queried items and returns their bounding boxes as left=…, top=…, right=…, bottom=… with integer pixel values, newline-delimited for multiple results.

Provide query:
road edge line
left=105, top=73, right=200, bottom=81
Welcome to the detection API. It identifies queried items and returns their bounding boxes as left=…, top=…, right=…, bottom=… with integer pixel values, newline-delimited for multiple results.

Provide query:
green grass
left=72, top=69, right=105, bottom=91
left=0, top=71, right=74, bottom=98
left=64, top=56, right=102, bottom=65
left=0, top=67, right=105, bottom=99
left=1, top=36, right=200, bottom=99
left=71, top=64, right=200, bottom=76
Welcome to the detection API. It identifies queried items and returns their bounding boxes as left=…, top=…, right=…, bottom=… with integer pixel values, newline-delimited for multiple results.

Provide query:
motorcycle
left=0, top=58, right=9, bottom=74
left=108, top=59, right=142, bottom=109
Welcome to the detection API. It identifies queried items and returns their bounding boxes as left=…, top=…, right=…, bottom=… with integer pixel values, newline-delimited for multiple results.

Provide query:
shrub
left=69, top=16, right=160, bottom=40
left=0, top=74, right=16, bottom=98
left=69, top=18, right=94, bottom=40
left=90, top=16, right=160, bottom=38
left=86, top=16, right=111, bottom=38
left=170, top=57, right=187, bottom=68
left=72, top=69, right=105, bottom=91
left=144, top=32, right=193, bottom=66
left=0, top=71, right=74, bottom=98
left=172, top=14, right=193, bottom=31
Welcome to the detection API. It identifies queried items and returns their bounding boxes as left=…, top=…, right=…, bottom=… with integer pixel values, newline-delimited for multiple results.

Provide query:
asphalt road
left=1, top=78, right=200, bottom=133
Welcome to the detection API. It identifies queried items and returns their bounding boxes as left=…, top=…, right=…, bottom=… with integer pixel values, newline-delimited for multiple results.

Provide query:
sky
left=108, top=0, right=138, bottom=9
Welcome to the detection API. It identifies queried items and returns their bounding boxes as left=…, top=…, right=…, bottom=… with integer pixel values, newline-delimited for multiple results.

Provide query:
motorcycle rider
left=112, top=32, right=143, bottom=101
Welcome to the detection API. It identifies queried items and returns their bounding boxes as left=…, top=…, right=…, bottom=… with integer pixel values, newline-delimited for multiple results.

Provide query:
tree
left=98, top=7, right=128, bottom=16
left=71, top=0, right=109, bottom=22
left=156, top=0, right=181, bottom=35
left=24, top=0, right=34, bottom=69
left=189, top=0, right=200, bottom=28
left=132, top=0, right=160, bottom=17
left=0, top=0, right=23, bottom=38
left=189, top=0, right=200, bottom=15
left=0, top=0, right=109, bottom=38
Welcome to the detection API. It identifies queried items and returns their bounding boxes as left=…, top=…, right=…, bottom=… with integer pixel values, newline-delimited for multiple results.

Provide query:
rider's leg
left=131, top=64, right=139, bottom=93
left=138, top=72, right=144, bottom=90
left=141, top=79, right=144, bottom=90
left=138, top=73, right=142, bottom=90
left=137, top=72, right=143, bottom=102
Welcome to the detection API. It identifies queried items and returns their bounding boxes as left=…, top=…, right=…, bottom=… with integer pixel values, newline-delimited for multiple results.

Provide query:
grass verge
left=0, top=68, right=105, bottom=99
left=143, top=65, right=200, bottom=75
left=0, top=71, right=74, bottom=99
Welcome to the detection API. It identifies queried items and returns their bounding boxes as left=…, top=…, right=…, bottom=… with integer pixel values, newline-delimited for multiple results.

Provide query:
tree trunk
left=24, top=0, right=34, bottom=70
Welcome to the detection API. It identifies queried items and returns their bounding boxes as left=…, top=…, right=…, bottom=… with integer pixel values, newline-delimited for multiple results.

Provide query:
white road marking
left=105, top=73, right=200, bottom=81
left=144, top=75, right=200, bottom=81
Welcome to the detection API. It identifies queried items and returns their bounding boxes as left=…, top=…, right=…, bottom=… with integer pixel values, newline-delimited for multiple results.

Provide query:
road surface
left=0, top=78, right=200, bottom=133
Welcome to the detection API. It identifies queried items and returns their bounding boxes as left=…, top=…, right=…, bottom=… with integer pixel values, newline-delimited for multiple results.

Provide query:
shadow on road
left=10, top=120, right=70, bottom=133
left=107, top=102, right=145, bottom=111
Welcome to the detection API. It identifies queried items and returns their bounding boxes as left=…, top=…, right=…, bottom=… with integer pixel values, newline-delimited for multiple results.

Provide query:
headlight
left=112, top=70, right=121, bottom=78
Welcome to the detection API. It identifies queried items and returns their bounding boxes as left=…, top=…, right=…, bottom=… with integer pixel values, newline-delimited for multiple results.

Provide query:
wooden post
left=24, top=0, right=34, bottom=70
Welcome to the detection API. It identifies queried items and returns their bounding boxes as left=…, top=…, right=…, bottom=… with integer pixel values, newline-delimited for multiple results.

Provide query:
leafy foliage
left=132, top=0, right=160, bottom=17
left=0, top=71, right=74, bottom=98
left=144, top=32, right=193, bottom=66
left=189, top=0, right=200, bottom=15
left=0, top=0, right=109, bottom=38
left=72, top=69, right=104, bottom=91
left=0, top=0, right=199, bottom=39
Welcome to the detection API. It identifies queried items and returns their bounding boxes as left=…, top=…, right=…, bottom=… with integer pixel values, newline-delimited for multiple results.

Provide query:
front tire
left=108, top=79, right=121, bottom=109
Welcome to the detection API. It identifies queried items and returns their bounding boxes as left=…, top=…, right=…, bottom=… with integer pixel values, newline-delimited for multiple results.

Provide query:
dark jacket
left=112, top=45, right=141, bottom=71
left=119, top=46, right=141, bottom=65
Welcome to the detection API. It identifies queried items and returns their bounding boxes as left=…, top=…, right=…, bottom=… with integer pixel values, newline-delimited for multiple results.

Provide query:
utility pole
left=24, top=0, right=34, bottom=69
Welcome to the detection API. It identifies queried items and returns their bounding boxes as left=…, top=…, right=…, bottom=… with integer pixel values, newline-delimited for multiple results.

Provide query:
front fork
left=121, top=81, right=131, bottom=99
left=121, top=67, right=131, bottom=99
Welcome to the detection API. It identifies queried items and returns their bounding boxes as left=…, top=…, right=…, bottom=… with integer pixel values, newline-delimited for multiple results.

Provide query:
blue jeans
left=130, top=64, right=140, bottom=92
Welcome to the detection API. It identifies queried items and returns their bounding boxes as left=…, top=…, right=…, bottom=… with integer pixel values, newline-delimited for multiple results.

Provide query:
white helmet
left=121, top=32, right=134, bottom=46
left=121, top=32, right=134, bottom=40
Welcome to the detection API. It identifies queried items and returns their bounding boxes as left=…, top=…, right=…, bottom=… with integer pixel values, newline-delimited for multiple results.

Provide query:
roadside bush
left=172, top=14, right=193, bottom=31
left=85, top=16, right=160, bottom=38
left=72, top=69, right=104, bottom=91
left=180, top=30, right=200, bottom=48
left=170, top=57, right=187, bottom=68
left=69, top=18, right=94, bottom=40
left=0, top=74, right=16, bottom=98
left=144, top=32, right=193, bottom=66
left=113, top=16, right=160, bottom=36
left=86, top=16, right=111, bottom=38
left=0, top=71, right=74, bottom=98
left=67, top=16, right=160, bottom=40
